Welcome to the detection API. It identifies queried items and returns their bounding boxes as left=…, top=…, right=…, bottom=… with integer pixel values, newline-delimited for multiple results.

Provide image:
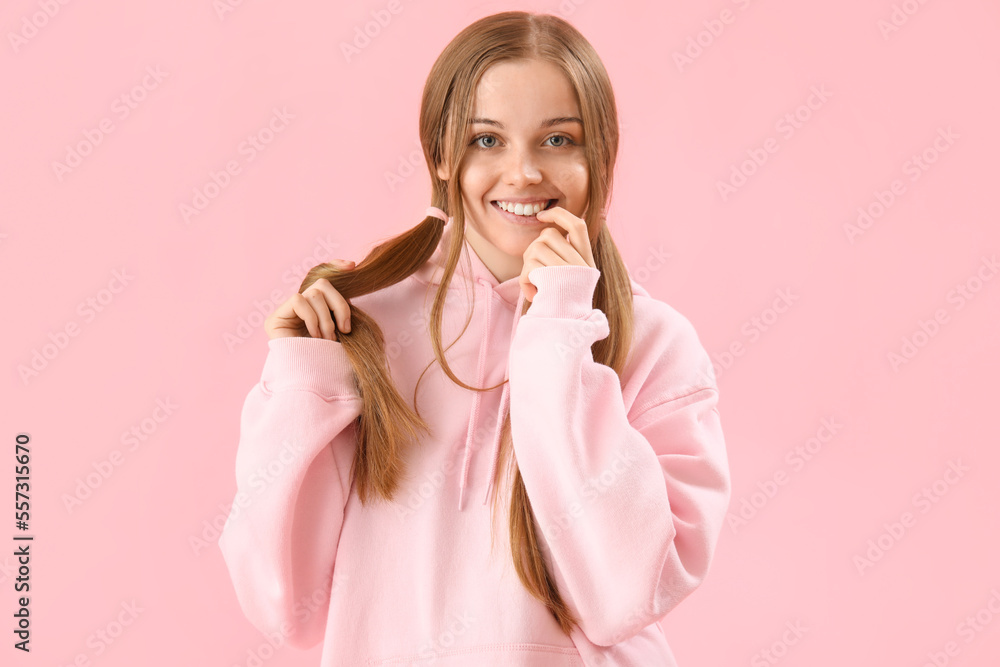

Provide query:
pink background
left=3, top=0, right=999, bottom=665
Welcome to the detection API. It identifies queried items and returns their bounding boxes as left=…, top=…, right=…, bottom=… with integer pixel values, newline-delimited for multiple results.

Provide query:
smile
left=490, top=199, right=558, bottom=226
left=492, top=199, right=557, bottom=216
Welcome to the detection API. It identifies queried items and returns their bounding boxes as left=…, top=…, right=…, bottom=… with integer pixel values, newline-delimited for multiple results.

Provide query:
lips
left=491, top=199, right=557, bottom=211
left=488, top=199, right=558, bottom=226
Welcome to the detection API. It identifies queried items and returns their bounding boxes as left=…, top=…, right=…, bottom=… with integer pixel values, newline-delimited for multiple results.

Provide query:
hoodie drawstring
left=483, top=292, right=524, bottom=505
left=428, top=206, right=530, bottom=513
left=457, top=277, right=494, bottom=512
left=456, top=279, right=528, bottom=511
left=480, top=288, right=527, bottom=508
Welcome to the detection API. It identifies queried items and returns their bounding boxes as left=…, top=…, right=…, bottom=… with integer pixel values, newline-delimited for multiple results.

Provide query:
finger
left=518, top=257, right=539, bottom=301
left=268, top=293, right=320, bottom=338
left=533, top=228, right=580, bottom=264
left=518, top=256, right=550, bottom=302
left=288, top=293, right=323, bottom=339
left=518, top=278, right=538, bottom=302
left=304, top=279, right=352, bottom=339
left=535, top=207, right=594, bottom=267
left=525, top=236, right=572, bottom=267
left=303, top=290, right=340, bottom=341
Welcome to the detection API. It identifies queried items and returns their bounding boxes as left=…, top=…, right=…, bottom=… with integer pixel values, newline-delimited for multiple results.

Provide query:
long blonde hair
left=298, top=11, right=634, bottom=634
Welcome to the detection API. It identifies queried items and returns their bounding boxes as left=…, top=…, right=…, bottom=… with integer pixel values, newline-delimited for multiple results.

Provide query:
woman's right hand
left=265, top=260, right=355, bottom=341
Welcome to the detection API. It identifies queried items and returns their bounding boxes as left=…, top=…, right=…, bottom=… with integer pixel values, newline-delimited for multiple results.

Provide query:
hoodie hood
left=414, top=212, right=528, bottom=511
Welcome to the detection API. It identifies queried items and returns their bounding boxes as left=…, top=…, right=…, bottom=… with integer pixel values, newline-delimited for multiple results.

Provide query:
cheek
left=459, top=164, right=492, bottom=197
left=558, top=161, right=589, bottom=194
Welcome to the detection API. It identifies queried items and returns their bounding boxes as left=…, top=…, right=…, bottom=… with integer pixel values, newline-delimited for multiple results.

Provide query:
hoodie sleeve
left=218, top=336, right=362, bottom=649
left=507, top=264, right=731, bottom=647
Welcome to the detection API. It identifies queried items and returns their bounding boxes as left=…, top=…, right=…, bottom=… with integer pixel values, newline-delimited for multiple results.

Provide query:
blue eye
left=471, top=134, right=498, bottom=149
left=468, top=133, right=577, bottom=150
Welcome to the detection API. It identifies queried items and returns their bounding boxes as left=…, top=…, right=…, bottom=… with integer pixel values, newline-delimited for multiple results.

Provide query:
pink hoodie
left=218, top=215, right=731, bottom=666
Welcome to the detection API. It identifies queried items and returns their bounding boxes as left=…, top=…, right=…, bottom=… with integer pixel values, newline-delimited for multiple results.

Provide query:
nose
left=502, top=145, right=542, bottom=187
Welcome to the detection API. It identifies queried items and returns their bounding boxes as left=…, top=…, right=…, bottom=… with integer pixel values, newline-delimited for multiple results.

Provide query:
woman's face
left=437, top=58, right=590, bottom=283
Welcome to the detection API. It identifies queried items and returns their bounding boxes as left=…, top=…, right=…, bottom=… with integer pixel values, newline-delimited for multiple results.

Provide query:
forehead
left=472, top=59, right=580, bottom=117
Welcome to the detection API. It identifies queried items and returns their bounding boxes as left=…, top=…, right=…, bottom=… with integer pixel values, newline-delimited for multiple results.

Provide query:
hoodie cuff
left=260, top=336, right=360, bottom=400
left=524, top=265, right=602, bottom=320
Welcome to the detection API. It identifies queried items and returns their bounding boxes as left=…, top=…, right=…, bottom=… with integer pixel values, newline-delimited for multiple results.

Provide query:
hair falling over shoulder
left=297, top=11, right=634, bottom=636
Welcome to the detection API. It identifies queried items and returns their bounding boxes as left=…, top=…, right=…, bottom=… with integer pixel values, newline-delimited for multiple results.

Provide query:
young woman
left=219, top=11, right=731, bottom=667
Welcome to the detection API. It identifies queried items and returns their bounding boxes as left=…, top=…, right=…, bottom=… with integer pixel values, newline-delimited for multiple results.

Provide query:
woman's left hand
left=519, top=206, right=597, bottom=302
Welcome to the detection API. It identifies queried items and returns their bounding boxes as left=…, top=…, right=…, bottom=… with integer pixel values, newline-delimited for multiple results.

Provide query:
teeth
left=496, top=200, right=548, bottom=216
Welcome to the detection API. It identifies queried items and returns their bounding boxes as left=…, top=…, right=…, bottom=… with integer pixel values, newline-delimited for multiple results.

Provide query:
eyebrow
left=468, top=117, right=583, bottom=129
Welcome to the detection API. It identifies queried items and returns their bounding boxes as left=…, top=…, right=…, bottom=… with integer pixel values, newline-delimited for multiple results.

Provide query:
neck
left=463, top=224, right=522, bottom=283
